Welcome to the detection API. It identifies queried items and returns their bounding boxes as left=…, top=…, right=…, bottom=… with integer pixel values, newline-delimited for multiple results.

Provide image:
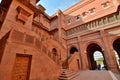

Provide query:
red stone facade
left=0, top=0, right=120, bottom=80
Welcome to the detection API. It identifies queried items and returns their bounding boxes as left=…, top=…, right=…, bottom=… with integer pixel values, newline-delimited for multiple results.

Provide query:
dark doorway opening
left=70, top=47, right=78, bottom=54
left=87, top=43, right=108, bottom=70
left=52, top=48, right=58, bottom=63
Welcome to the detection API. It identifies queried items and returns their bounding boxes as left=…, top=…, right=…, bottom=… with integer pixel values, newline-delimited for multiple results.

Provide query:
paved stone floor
left=72, top=70, right=120, bottom=80
left=114, top=72, right=120, bottom=80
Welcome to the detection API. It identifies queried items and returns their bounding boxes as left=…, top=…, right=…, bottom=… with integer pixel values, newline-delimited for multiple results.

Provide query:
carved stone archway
left=52, top=48, right=58, bottom=62
left=87, top=43, right=108, bottom=70
left=70, top=47, right=78, bottom=54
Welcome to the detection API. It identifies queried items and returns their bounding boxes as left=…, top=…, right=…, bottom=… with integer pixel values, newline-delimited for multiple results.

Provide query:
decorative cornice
left=17, top=6, right=31, bottom=17
left=36, top=0, right=40, bottom=3
left=64, top=0, right=95, bottom=14
left=66, top=10, right=120, bottom=36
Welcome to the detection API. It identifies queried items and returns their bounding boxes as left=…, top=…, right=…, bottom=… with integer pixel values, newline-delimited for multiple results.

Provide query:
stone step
left=58, top=69, right=80, bottom=80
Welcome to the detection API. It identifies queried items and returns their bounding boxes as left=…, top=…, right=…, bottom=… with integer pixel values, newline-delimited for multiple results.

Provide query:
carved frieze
left=67, top=10, right=120, bottom=36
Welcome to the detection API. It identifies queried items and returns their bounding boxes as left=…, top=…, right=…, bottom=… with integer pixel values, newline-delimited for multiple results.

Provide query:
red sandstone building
left=0, top=0, right=120, bottom=80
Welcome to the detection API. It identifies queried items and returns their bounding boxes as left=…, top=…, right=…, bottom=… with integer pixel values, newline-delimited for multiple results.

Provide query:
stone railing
left=66, top=10, right=120, bottom=36
left=42, top=45, right=61, bottom=65
left=10, top=29, right=61, bottom=65
left=10, top=30, right=41, bottom=49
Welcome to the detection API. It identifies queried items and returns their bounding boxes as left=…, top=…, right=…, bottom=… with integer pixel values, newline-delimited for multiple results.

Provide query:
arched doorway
left=87, top=43, right=107, bottom=70
left=70, top=47, right=78, bottom=54
left=52, top=48, right=58, bottom=62
left=68, top=47, right=80, bottom=70
left=113, top=38, right=120, bottom=69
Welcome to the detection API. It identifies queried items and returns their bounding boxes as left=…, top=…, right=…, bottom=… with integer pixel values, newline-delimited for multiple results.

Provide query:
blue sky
left=38, top=0, right=80, bottom=16
left=0, top=0, right=80, bottom=16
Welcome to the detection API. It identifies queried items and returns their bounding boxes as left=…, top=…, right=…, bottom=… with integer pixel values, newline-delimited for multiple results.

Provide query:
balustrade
left=10, top=30, right=61, bottom=65
left=66, top=10, right=120, bottom=36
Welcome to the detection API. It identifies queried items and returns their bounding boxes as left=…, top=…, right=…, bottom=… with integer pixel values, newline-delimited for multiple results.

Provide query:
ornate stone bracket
left=16, top=6, right=31, bottom=24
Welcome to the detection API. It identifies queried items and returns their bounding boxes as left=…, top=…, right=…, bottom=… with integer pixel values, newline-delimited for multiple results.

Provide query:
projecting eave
left=36, top=4, right=46, bottom=12
left=36, top=0, right=40, bottom=3
left=50, top=14, right=58, bottom=20
left=44, top=13, right=51, bottom=20
left=50, top=10, right=63, bottom=20
left=65, top=6, right=120, bottom=30
left=64, top=3, right=120, bottom=30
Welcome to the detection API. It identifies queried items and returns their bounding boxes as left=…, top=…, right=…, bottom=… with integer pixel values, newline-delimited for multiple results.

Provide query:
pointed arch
left=70, top=46, right=78, bottom=54
left=86, top=43, right=107, bottom=70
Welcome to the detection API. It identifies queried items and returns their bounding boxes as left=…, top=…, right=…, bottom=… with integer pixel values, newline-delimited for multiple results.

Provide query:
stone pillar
left=100, top=30, right=119, bottom=72
left=78, top=36, right=89, bottom=70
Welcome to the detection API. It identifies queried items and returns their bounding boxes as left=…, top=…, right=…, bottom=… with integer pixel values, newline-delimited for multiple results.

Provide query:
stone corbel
left=16, top=6, right=31, bottom=24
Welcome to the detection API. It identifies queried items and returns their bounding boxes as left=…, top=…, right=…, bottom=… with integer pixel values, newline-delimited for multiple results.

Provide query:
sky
left=38, top=0, right=80, bottom=16
left=94, top=51, right=103, bottom=60
left=0, top=0, right=80, bottom=16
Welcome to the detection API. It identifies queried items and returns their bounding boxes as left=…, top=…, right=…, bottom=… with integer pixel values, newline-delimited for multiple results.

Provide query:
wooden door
left=11, top=54, right=32, bottom=80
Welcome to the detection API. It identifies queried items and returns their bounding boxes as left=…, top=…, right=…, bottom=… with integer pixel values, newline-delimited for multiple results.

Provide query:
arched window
left=52, top=48, right=57, bottom=62
left=87, top=43, right=107, bottom=70
left=70, top=47, right=78, bottom=54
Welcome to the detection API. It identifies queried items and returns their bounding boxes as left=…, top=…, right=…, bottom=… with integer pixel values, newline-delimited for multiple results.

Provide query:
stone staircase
left=72, top=70, right=119, bottom=80
left=58, top=69, right=80, bottom=80
left=58, top=70, right=120, bottom=80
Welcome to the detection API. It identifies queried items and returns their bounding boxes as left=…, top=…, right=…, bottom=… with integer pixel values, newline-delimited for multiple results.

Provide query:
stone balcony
left=66, top=10, right=120, bottom=36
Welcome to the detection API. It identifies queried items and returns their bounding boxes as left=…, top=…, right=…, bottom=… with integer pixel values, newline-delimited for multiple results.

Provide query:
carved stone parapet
left=66, top=10, right=120, bottom=36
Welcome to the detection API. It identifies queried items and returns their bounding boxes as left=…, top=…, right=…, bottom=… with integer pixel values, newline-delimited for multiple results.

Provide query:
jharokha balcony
left=66, top=9, right=120, bottom=36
